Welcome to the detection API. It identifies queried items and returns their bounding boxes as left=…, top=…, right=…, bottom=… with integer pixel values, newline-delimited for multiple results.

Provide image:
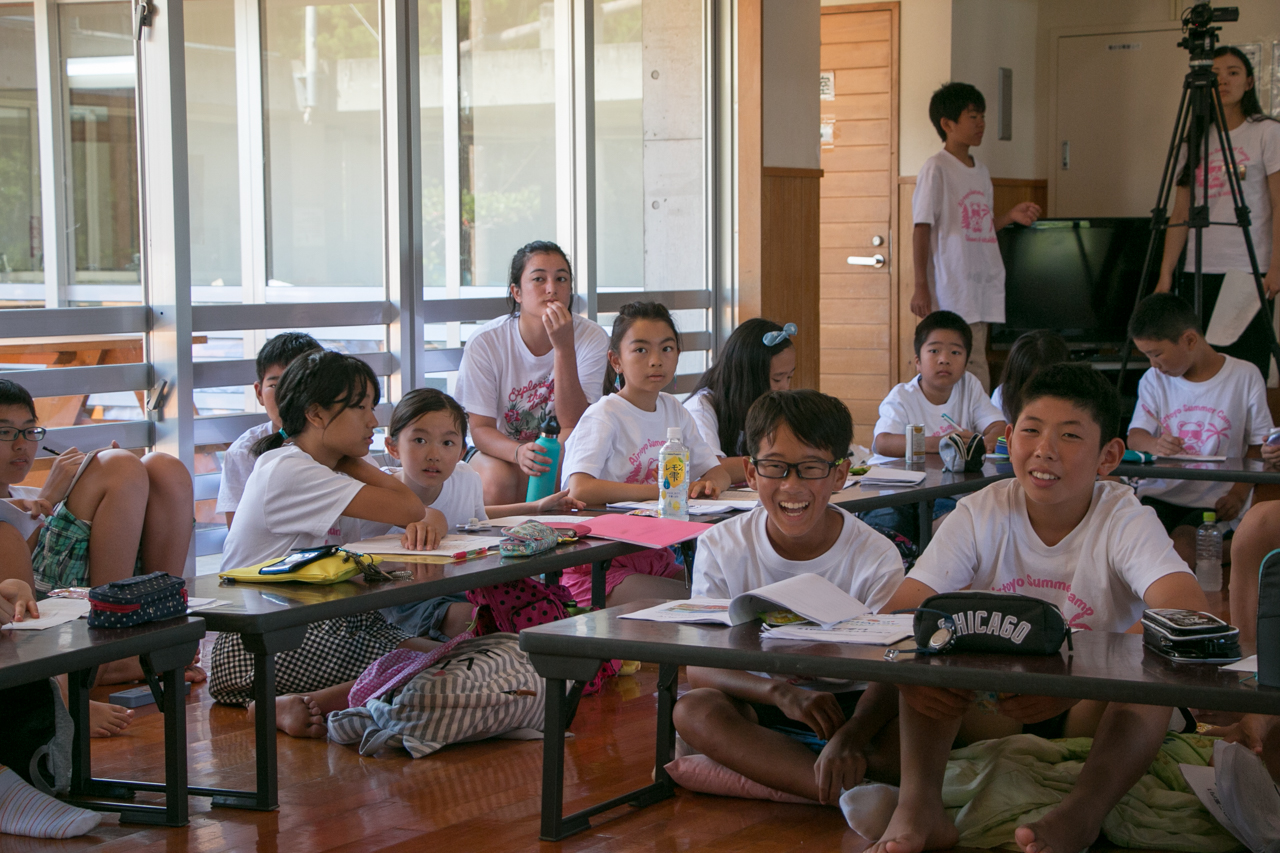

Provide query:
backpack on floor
left=0, top=679, right=73, bottom=795
left=328, top=633, right=545, bottom=758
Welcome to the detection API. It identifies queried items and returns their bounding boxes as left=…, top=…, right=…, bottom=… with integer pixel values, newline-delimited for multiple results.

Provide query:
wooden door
left=818, top=3, right=898, bottom=445
left=1052, top=27, right=1183, bottom=217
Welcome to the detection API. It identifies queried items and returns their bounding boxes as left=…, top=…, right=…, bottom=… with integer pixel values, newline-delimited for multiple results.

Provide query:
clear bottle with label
left=1195, top=511, right=1223, bottom=592
left=659, top=427, right=690, bottom=521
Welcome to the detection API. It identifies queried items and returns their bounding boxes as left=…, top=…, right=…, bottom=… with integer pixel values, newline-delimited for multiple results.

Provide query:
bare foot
left=248, top=695, right=326, bottom=738
left=1014, top=808, right=1100, bottom=853
left=184, top=664, right=207, bottom=683
left=95, top=657, right=145, bottom=685
left=867, top=800, right=959, bottom=853
left=89, top=700, right=133, bottom=738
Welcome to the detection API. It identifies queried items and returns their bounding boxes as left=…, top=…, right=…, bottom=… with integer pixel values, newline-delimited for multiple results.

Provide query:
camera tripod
left=1116, top=4, right=1280, bottom=388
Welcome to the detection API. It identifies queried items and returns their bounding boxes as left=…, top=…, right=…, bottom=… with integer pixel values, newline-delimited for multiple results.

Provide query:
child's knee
left=673, top=687, right=739, bottom=739
left=141, top=452, right=193, bottom=499
left=90, top=448, right=149, bottom=493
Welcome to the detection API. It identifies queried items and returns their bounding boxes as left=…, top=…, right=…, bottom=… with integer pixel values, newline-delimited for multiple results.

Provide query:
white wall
left=762, top=0, right=820, bottom=169
left=950, top=0, right=1038, bottom=179
left=820, top=0, right=951, bottom=176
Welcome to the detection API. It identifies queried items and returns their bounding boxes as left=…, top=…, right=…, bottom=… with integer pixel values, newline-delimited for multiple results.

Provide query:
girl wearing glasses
left=560, top=301, right=732, bottom=606
left=685, top=318, right=797, bottom=486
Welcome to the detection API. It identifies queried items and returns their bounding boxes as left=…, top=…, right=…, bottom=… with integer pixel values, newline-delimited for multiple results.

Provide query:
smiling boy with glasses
left=672, top=390, right=905, bottom=807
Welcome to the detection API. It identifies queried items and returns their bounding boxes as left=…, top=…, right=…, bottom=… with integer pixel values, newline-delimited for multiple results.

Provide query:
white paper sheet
left=187, top=597, right=230, bottom=612
left=619, top=597, right=735, bottom=625
left=482, top=515, right=588, bottom=527
left=1206, top=269, right=1262, bottom=347
left=1157, top=454, right=1229, bottom=462
left=347, top=533, right=506, bottom=558
left=763, top=614, right=916, bottom=646
left=860, top=466, right=927, bottom=486
left=1, top=597, right=89, bottom=630
left=1223, top=654, right=1258, bottom=673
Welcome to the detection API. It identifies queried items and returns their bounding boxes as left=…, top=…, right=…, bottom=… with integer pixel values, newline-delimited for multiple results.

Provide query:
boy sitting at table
left=1126, top=293, right=1271, bottom=568
left=673, top=390, right=906, bottom=806
left=871, top=364, right=1209, bottom=853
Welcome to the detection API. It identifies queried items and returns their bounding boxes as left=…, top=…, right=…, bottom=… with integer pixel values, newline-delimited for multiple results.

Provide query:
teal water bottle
left=525, top=414, right=562, bottom=502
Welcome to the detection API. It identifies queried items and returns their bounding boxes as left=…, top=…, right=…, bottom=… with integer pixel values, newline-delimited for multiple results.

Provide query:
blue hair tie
left=278, top=428, right=289, bottom=440
left=763, top=322, right=798, bottom=347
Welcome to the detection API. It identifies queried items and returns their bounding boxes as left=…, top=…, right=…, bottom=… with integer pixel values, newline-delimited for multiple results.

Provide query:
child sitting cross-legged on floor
left=673, top=390, right=905, bottom=807
left=871, top=364, right=1210, bottom=853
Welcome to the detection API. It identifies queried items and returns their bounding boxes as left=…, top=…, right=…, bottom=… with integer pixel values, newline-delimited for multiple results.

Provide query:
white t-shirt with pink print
left=562, top=392, right=721, bottom=486
left=910, top=479, right=1192, bottom=633
left=1129, top=354, right=1273, bottom=508
left=873, top=372, right=1004, bottom=449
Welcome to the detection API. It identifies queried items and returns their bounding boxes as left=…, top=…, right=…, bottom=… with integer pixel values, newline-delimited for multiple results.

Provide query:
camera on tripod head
left=1179, top=1, right=1239, bottom=65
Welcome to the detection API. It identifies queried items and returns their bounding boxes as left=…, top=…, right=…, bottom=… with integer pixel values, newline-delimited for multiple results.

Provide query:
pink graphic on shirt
left=930, top=424, right=961, bottom=439
left=994, top=575, right=1097, bottom=630
left=504, top=374, right=555, bottom=442
left=1141, top=403, right=1233, bottom=456
left=625, top=439, right=667, bottom=485
left=1194, top=146, right=1251, bottom=202
left=958, top=190, right=996, bottom=244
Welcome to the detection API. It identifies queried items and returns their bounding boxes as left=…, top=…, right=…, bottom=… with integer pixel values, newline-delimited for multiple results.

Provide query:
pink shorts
left=560, top=548, right=682, bottom=606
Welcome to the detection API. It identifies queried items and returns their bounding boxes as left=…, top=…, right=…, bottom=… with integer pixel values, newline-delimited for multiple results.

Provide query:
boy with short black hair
left=912, top=82, right=1041, bottom=391
left=1126, top=293, right=1272, bottom=568
left=872, top=310, right=1006, bottom=458
left=871, top=364, right=1209, bottom=853
left=216, top=332, right=321, bottom=526
left=674, top=390, right=905, bottom=806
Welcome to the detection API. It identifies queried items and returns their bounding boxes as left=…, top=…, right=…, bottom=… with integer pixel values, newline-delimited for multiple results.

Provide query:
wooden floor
left=16, top=633, right=1209, bottom=853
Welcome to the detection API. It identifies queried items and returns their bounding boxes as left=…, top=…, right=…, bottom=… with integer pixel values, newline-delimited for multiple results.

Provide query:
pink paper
left=580, top=513, right=712, bottom=548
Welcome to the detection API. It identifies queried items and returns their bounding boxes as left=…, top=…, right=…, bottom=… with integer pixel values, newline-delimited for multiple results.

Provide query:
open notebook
left=620, top=573, right=869, bottom=629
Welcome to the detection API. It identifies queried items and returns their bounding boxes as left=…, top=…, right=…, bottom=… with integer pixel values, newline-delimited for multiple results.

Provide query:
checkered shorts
left=208, top=614, right=411, bottom=707
left=30, top=503, right=143, bottom=597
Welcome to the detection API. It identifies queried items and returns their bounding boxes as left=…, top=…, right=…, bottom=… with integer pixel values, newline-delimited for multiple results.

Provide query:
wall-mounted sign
left=820, top=71, right=835, bottom=101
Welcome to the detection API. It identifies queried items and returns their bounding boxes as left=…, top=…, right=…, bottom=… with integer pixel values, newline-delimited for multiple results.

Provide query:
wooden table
left=520, top=602, right=1277, bottom=841
left=1113, top=456, right=1280, bottom=485
left=0, top=616, right=206, bottom=827
left=189, top=536, right=650, bottom=812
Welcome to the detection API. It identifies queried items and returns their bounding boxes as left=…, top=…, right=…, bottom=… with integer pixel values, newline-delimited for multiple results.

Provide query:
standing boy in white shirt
left=674, top=390, right=904, bottom=806
left=911, top=82, right=1041, bottom=391
left=871, top=364, right=1208, bottom=853
left=1127, top=293, right=1272, bottom=568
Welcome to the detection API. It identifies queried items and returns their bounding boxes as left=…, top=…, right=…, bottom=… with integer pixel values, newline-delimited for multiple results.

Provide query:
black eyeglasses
left=749, top=458, right=844, bottom=480
left=0, top=427, right=46, bottom=442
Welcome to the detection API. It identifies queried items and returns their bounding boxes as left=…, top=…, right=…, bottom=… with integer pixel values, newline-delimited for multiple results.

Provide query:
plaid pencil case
left=498, top=521, right=560, bottom=558
left=88, top=571, right=188, bottom=629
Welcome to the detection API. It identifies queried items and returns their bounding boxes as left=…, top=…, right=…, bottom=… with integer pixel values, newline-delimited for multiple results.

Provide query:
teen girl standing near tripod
left=1155, top=46, right=1280, bottom=379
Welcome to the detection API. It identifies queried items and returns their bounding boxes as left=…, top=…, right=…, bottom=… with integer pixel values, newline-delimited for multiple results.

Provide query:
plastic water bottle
left=524, top=414, right=562, bottom=502
left=1195, top=511, right=1223, bottom=592
left=659, top=427, right=690, bottom=521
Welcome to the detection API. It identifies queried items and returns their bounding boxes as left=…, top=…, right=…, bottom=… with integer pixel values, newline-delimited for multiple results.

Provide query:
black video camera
left=1178, top=2, right=1238, bottom=64
left=1184, top=1, right=1238, bottom=29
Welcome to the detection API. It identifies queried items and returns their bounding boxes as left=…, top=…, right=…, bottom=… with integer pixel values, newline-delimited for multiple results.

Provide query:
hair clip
left=278, top=428, right=289, bottom=440
left=763, top=323, right=798, bottom=347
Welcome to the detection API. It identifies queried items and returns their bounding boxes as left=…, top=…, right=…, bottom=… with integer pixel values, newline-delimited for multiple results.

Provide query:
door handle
left=846, top=254, right=885, bottom=268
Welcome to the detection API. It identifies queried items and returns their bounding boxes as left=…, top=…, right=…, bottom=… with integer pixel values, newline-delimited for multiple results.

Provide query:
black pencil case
left=1140, top=609, right=1241, bottom=663
left=88, top=572, right=188, bottom=629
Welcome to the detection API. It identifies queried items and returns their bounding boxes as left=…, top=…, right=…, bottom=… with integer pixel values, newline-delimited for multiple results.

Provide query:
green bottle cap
left=1203, top=512, right=1216, bottom=523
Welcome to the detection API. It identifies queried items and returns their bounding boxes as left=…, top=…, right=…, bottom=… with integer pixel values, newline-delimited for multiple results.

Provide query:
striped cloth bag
left=328, top=633, right=545, bottom=757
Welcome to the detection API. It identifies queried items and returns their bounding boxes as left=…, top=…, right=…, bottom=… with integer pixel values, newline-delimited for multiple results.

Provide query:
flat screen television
left=992, top=217, right=1163, bottom=346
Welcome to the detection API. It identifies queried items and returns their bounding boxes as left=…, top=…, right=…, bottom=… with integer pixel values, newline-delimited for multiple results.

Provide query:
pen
left=940, top=413, right=961, bottom=430
left=43, top=446, right=60, bottom=456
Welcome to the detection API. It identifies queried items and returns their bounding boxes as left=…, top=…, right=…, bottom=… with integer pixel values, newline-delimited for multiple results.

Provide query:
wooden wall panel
left=761, top=170, right=822, bottom=391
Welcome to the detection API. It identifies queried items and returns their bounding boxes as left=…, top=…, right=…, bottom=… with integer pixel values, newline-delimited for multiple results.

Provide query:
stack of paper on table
left=606, top=499, right=758, bottom=515
left=1, top=597, right=89, bottom=630
left=762, top=614, right=915, bottom=646
left=620, top=573, right=871, bottom=629
left=860, top=466, right=927, bottom=486
left=347, top=533, right=506, bottom=558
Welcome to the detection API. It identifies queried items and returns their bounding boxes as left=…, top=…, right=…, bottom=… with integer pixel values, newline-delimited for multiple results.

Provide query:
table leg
left=591, top=559, right=611, bottom=610
left=67, top=667, right=129, bottom=800
left=639, top=662, right=677, bottom=803
left=917, top=500, right=933, bottom=550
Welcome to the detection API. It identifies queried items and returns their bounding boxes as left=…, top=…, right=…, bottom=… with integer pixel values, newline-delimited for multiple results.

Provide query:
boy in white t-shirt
left=867, top=312, right=1006, bottom=537
left=911, top=82, right=1041, bottom=390
left=675, top=390, right=905, bottom=806
left=216, top=331, right=319, bottom=527
left=871, top=364, right=1207, bottom=853
left=1127, top=293, right=1272, bottom=567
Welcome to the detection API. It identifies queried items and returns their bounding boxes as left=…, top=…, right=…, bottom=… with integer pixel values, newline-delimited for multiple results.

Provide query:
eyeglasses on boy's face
left=749, top=458, right=844, bottom=480
left=0, top=427, right=46, bottom=442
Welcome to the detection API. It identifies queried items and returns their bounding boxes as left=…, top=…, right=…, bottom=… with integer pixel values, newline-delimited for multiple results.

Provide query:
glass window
left=595, top=0, right=642, bottom=292
left=60, top=2, right=140, bottom=305
left=420, top=0, right=445, bottom=290
left=262, top=0, right=382, bottom=298
left=186, top=0, right=241, bottom=302
left=0, top=3, right=41, bottom=308
left=459, top=0, right=556, bottom=289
